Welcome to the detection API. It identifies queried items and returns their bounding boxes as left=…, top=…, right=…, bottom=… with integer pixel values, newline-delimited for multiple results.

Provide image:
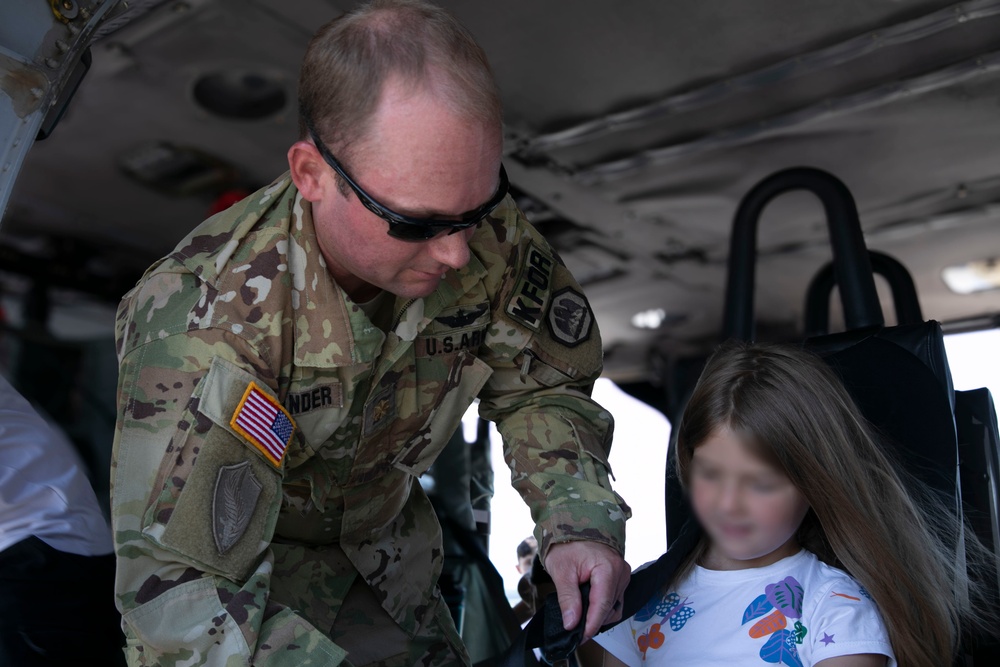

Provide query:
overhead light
left=941, top=259, right=1000, bottom=295
left=631, top=308, right=667, bottom=330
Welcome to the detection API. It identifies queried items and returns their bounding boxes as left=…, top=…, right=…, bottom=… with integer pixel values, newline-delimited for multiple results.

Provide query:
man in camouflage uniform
left=111, top=1, right=630, bottom=665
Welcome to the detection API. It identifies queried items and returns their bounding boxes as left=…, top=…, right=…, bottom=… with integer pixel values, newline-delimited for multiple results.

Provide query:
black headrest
left=806, top=321, right=958, bottom=502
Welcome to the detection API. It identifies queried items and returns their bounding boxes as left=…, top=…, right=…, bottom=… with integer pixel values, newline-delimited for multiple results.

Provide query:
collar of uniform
left=288, top=190, right=384, bottom=368
left=167, top=174, right=383, bottom=368
left=171, top=174, right=295, bottom=285
left=436, top=245, right=488, bottom=312
left=406, top=232, right=489, bottom=335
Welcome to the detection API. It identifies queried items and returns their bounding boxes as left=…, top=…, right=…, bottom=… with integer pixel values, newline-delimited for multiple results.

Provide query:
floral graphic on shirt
left=633, top=591, right=695, bottom=660
left=742, top=576, right=808, bottom=666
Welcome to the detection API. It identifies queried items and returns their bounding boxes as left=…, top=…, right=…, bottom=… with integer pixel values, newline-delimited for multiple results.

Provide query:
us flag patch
left=230, top=382, right=295, bottom=468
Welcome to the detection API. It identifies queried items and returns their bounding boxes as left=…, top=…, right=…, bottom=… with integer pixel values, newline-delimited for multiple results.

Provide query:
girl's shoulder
left=799, top=552, right=869, bottom=598
left=767, top=550, right=872, bottom=610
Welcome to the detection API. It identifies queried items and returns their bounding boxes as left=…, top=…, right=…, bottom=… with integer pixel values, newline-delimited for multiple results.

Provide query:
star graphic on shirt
left=820, top=633, right=836, bottom=646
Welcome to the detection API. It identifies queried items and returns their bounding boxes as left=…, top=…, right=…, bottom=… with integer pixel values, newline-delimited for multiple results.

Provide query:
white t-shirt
left=595, top=549, right=895, bottom=667
left=0, top=373, right=113, bottom=556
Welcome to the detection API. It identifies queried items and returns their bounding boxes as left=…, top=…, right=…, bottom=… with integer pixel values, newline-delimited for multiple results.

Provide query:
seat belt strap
left=490, top=519, right=703, bottom=667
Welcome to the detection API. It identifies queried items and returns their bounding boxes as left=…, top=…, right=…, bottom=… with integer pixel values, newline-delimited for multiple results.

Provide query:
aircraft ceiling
left=4, top=0, right=1000, bottom=382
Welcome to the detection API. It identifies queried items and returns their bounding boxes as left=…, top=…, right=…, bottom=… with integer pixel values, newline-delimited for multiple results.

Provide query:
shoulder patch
left=547, top=288, right=593, bottom=347
left=212, top=461, right=263, bottom=555
left=230, top=382, right=296, bottom=468
left=505, top=242, right=554, bottom=330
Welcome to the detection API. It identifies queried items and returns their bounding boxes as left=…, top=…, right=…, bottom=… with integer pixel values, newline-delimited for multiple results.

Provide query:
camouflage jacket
left=111, top=173, right=629, bottom=666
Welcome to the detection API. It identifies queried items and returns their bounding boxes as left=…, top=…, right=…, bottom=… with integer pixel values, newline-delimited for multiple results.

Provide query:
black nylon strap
left=491, top=520, right=703, bottom=667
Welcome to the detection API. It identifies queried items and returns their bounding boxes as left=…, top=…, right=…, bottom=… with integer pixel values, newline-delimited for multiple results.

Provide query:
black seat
left=802, top=248, right=956, bottom=501
left=956, top=387, right=1000, bottom=661
left=804, top=249, right=925, bottom=337
left=663, top=167, right=999, bottom=664
left=807, top=323, right=958, bottom=507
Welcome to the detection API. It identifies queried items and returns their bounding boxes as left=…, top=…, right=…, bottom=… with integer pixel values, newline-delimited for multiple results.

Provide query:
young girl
left=590, top=341, right=991, bottom=667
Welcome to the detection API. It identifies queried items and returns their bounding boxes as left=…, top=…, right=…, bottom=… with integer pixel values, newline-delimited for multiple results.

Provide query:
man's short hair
left=298, top=0, right=503, bottom=166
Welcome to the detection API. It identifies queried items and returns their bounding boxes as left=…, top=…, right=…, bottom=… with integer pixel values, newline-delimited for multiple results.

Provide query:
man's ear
left=288, top=141, right=328, bottom=203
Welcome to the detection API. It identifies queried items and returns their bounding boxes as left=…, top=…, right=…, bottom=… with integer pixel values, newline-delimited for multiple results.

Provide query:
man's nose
left=428, top=227, right=473, bottom=270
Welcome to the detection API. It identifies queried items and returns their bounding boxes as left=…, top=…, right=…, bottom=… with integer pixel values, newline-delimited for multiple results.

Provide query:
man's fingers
left=604, top=573, right=629, bottom=624
left=544, top=541, right=630, bottom=639
left=600, top=595, right=623, bottom=626
left=552, top=571, right=583, bottom=630
left=583, top=577, right=609, bottom=640
left=583, top=568, right=621, bottom=640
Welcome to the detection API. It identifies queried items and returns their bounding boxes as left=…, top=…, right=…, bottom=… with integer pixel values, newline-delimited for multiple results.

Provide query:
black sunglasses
left=307, top=124, right=509, bottom=241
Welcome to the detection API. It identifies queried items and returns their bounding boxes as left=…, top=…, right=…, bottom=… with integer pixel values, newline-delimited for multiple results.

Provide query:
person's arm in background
left=0, top=374, right=112, bottom=557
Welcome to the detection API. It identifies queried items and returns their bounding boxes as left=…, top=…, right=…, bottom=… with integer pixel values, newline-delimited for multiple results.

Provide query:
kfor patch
left=505, top=242, right=554, bottom=330
left=230, top=382, right=296, bottom=467
left=547, top=288, right=593, bottom=347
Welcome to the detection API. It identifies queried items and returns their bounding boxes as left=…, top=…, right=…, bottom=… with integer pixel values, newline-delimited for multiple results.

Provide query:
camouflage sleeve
left=112, top=282, right=346, bottom=666
left=475, top=206, right=631, bottom=560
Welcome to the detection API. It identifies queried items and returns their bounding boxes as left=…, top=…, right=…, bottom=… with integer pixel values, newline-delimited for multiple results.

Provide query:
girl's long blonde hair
left=673, top=341, right=994, bottom=667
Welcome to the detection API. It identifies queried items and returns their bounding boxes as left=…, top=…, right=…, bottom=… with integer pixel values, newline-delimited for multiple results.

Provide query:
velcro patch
left=505, top=242, right=554, bottom=330
left=230, top=382, right=296, bottom=468
left=547, top=288, right=593, bottom=347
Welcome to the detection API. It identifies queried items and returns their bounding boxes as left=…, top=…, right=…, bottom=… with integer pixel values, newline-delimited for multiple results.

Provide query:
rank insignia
left=212, top=461, right=262, bottom=555
left=230, top=382, right=296, bottom=468
left=363, top=383, right=396, bottom=437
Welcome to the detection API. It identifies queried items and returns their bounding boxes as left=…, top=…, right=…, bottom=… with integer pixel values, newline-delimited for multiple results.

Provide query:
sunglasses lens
left=387, top=220, right=478, bottom=241
left=387, top=224, right=442, bottom=241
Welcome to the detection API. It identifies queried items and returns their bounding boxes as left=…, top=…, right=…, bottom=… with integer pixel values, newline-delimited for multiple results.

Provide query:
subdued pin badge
left=212, top=461, right=263, bottom=555
left=363, top=382, right=396, bottom=437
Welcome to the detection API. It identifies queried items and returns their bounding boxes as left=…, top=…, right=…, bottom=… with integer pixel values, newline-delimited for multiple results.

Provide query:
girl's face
left=689, top=427, right=811, bottom=570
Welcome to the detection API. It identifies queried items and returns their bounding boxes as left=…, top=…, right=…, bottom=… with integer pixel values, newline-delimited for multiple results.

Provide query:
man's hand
left=543, top=541, right=630, bottom=643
